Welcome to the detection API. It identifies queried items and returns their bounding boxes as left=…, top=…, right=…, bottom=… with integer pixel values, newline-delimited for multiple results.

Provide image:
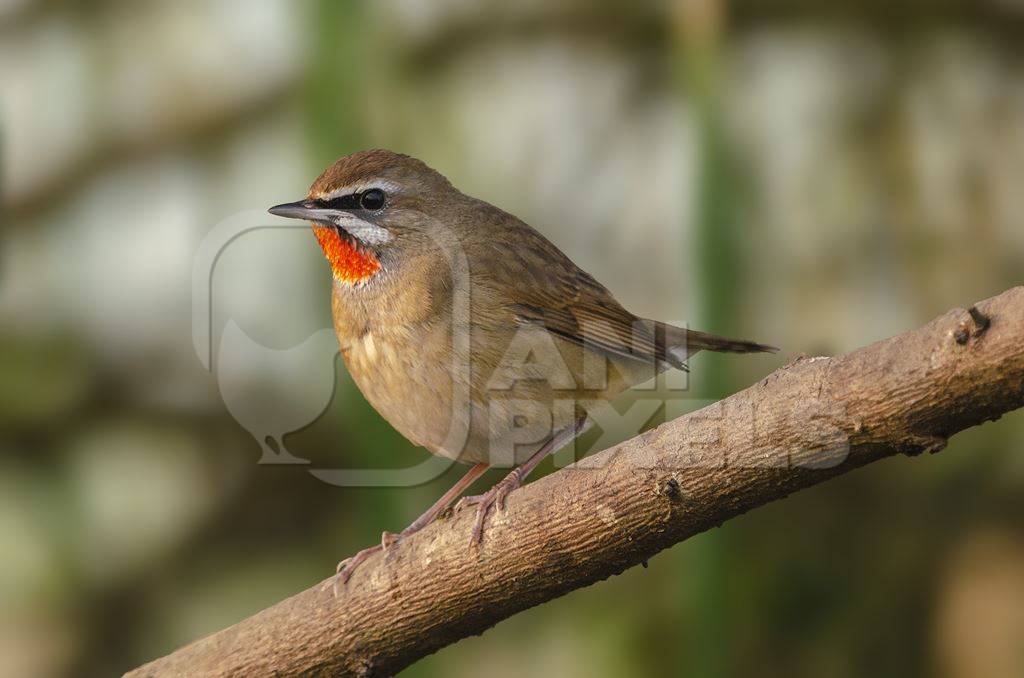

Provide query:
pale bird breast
left=346, top=330, right=402, bottom=370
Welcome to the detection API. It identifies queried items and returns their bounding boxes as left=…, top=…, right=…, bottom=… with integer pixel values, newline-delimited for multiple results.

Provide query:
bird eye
left=360, top=189, right=386, bottom=211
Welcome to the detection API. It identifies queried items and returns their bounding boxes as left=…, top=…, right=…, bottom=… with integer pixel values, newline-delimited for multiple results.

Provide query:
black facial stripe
left=320, top=193, right=360, bottom=210
left=318, top=188, right=387, bottom=212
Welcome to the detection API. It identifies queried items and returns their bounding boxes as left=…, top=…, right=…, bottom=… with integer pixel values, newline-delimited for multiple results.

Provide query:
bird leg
left=326, top=462, right=489, bottom=594
left=458, top=418, right=587, bottom=547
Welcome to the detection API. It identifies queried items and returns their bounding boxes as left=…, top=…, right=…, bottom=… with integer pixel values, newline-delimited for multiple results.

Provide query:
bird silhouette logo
left=192, top=210, right=345, bottom=465
left=215, top=319, right=340, bottom=464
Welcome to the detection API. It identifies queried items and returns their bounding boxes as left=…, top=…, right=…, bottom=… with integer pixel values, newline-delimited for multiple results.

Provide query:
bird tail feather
left=656, top=322, right=778, bottom=370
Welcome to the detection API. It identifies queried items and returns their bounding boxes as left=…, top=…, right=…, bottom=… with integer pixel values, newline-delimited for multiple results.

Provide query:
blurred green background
left=2, top=1, right=1024, bottom=676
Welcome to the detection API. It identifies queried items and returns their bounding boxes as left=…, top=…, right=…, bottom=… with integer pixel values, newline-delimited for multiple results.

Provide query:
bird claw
left=380, top=530, right=401, bottom=549
left=322, top=530, right=405, bottom=597
left=324, top=467, right=527, bottom=593
left=457, top=472, right=522, bottom=547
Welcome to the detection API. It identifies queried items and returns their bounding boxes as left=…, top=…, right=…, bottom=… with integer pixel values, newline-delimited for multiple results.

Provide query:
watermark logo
left=193, top=210, right=846, bottom=488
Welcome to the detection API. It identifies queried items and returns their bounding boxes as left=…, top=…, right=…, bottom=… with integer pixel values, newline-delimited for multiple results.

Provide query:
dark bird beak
left=268, top=200, right=324, bottom=221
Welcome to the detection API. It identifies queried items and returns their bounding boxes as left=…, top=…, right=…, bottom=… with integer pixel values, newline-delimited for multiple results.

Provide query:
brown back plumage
left=460, top=197, right=777, bottom=372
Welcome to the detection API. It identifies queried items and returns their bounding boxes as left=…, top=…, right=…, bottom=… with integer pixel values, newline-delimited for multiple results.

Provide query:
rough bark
left=127, top=287, right=1024, bottom=677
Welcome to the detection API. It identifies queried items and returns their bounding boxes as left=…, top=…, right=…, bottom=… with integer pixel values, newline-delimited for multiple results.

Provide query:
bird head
left=268, top=149, right=458, bottom=285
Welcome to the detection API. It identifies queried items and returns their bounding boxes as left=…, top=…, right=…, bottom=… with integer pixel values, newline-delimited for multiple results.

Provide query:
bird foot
left=322, top=530, right=403, bottom=596
left=456, top=470, right=524, bottom=546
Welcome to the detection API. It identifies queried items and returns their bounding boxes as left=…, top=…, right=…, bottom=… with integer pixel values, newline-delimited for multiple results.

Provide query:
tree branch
left=127, top=287, right=1024, bottom=677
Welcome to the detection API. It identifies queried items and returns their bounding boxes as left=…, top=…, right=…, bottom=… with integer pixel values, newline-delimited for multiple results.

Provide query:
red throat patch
left=313, top=226, right=380, bottom=284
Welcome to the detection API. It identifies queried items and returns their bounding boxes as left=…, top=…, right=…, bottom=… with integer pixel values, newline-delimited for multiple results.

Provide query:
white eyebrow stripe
left=317, top=179, right=403, bottom=201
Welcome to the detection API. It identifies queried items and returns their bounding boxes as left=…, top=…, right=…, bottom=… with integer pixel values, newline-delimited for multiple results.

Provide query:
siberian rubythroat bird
left=269, top=149, right=777, bottom=587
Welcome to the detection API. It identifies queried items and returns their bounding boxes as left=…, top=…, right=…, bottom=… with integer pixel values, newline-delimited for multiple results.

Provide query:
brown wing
left=473, top=224, right=686, bottom=369
left=472, top=221, right=776, bottom=369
